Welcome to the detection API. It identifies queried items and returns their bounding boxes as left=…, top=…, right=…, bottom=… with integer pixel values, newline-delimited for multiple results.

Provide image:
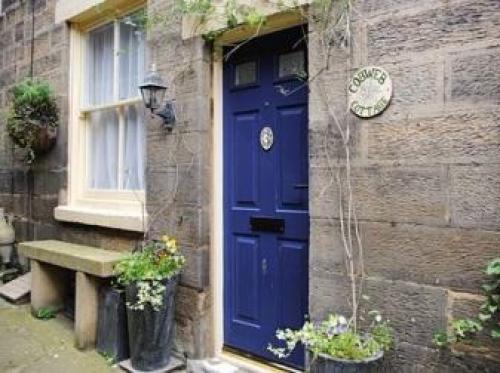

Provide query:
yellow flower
left=161, top=235, right=170, bottom=243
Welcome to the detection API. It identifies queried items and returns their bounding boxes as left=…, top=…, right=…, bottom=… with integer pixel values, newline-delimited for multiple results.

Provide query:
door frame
left=210, top=21, right=309, bottom=359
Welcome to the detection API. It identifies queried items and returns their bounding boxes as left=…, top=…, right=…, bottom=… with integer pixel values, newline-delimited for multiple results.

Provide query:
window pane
left=122, top=105, right=145, bottom=190
left=279, top=50, right=305, bottom=78
left=119, top=14, right=146, bottom=100
left=86, top=24, right=115, bottom=106
left=88, top=109, right=119, bottom=189
left=235, top=61, right=257, bottom=86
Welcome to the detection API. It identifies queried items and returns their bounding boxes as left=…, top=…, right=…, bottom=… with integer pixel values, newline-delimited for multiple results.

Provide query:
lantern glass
left=139, top=65, right=167, bottom=113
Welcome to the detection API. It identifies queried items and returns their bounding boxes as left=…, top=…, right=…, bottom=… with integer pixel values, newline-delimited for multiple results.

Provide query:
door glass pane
left=88, top=109, right=119, bottom=189
left=122, top=105, right=145, bottom=190
left=278, top=50, right=305, bottom=79
left=235, top=61, right=257, bottom=86
left=119, top=13, right=146, bottom=100
left=86, top=24, right=114, bottom=106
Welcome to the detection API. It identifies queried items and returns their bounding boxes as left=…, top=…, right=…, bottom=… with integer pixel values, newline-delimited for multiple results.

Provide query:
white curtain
left=89, top=110, right=119, bottom=189
left=119, top=21, right=146, bottom=100
left=122, top=105, right=145, bottom=190
left=86, top=20, right=145, bottom=191
left=87, top=24, right=114, bottom=106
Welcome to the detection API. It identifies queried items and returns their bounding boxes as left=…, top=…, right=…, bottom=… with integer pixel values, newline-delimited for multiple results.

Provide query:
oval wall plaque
left=260, top=127, right=274, bottom=151
left=348, top=66, right=392, bottom=118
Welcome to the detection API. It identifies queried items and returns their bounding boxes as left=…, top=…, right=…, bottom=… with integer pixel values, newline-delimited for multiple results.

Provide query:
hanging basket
left=6, top=79, right=59, bottom=163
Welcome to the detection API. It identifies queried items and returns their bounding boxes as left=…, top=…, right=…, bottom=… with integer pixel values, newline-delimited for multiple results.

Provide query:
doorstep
left=187, top=352, right=301, bottom=373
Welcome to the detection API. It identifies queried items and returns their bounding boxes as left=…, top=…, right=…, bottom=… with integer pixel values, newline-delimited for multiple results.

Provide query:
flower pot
left=32, top=126, right=57, bottom=156
left=126, top=276, right=178, bottom=371
left=97, top=287, right=129, bottom=363
left=308, top=350, right=384, bottom=373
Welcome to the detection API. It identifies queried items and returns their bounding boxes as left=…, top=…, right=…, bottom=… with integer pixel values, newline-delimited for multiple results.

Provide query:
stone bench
left=18, top=240, right=125, bottom=350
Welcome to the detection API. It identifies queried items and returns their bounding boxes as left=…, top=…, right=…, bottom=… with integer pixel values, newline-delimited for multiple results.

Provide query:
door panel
left=232, top=111, right=260, bottom=207
left=224, top=26, right=309, bottom=369
left=233, top=235, right=261, bottom=326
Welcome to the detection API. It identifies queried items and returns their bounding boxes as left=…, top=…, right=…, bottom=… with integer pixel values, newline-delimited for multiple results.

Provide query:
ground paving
left=0, top=298, right=120, bottom=373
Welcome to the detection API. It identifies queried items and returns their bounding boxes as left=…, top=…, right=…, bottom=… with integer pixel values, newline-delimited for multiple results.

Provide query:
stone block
left=179, top=245, right=209, bottom=290
left=32, top=169, right=66, bottom=196
left=360, top=278, right=447, bottom=347
left=75, top=271, right=100, bottom=349
left=309, top=272, right=351, bottom=321
left=357, top=0, right=440, bottom=16
left=310, top=165, right=447, bottom=225
left=362, top=222, right=500, bottom=292
left=382, top=61, right=442, bottom=117
left=147, top=204, right=206, bottom=248
left=31, top=195, right=58, bottom=223
left=381, top=341, right=442, bottom=373
left=367, top=0, right=500, bottom=61
left=450, top=165, right=500, bottom=230
left=18, top=240, right=126, bottom=277
left=447, top=291, right=500, bottom=359
left=147, top=167, right=201, bottom=208
left=147, top=131, right=207, bottom=171
left=451, top=48, right=500, bottom=104
left=30, top=260, right=67, bottom=312
left=365, top=110, right=500, bottom=163
left=33, top=50, right=61, bottom=75
left=309, top=218, right=346, bottom=276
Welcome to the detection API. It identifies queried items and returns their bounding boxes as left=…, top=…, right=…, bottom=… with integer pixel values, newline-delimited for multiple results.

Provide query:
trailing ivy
left=6, top=79, right=59, bottom=163
left=433, top=258, right=500, bottom=347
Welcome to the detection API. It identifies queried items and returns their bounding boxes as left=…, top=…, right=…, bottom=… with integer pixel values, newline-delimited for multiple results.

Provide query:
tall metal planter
left=308, top=351, right=384, bottom=373
left=126, top=276, right=178, bottom=371
left=97, top=287, right=129, bottom=362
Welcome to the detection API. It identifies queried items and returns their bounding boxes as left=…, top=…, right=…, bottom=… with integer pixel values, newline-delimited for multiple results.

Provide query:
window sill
left=55, top=205, right=147, bottom=233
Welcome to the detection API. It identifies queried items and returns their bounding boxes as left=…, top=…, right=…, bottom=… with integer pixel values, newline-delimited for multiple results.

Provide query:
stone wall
left=1, top=0, right=500, bottom=369
left=0, top=0, right=212, bottom=359
left=308, top=0, right=500, bottom=371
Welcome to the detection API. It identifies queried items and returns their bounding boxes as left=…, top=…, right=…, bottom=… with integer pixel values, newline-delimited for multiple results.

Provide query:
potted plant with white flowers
left=115, top=236, right=185, bottom=371
left=269, top=312, right=393, bottom=372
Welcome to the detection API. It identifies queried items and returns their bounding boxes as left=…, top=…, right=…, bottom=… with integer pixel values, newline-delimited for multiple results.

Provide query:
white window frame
left=55, top=4, right=148, bottom=232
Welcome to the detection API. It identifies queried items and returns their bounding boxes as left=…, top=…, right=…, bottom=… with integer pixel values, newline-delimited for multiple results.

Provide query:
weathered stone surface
left=384, top=61, right=442, bottom=115
left=310, top=165, right=447, bottom=225
left=450, top=165, right=500, bottom=230
left=368, top=0, right=500, bottom=61
left=362, top=222, right=500, bottom=292
left=361, top=278, right=447, bottom=347
left=310, top=273, right=447, bottom=346
left=18, top=240, right=126, bottom=277
left=451, top=49, right=500, bottom=104
left=365, top=110, right=500, bottom=163
left=179, top=245, right=209, bottom=290
left=147, top=131, right=207, bottom=171
left=309, top=218, right=346, bottom=276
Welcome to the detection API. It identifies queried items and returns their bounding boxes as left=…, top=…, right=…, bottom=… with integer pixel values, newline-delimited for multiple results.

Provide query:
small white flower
left=375, top=314, right=382, bottom=323
left=338, top=315, right=347, bottom=325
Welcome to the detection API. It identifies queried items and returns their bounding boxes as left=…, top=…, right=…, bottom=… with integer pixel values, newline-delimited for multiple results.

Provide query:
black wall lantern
left=139, top=64, right=176, bottom=131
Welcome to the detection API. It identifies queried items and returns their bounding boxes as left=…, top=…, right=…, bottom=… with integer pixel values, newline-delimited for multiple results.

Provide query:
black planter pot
left=308, top=351, right=384, bottom=373
left=96, top=287, right=129, bottom=363
left=126, top=276, right=178, bottom=372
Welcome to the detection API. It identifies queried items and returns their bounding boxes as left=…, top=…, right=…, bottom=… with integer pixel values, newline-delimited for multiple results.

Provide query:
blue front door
left=223, top=26, right=309, bottom=368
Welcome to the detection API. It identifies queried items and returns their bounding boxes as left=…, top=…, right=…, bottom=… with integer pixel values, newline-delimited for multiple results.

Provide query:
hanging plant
left=6, top=78, right=59, bottom=163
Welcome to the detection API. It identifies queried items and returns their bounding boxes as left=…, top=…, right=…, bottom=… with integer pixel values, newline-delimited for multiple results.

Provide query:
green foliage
left=6, top=78, right=59, bottom=163
left=98, top=351, right=117, bottom=366
left=115, top=236, right=185, bottom=311
left=433, top=258, right=500, bottom=347
left=115, top=236, right=185, bottom=285
left=35, top=307, right=57, bottom=320
left=268, top=314, right=393, bottom=361
left=178, top=0, right=214, bottom=16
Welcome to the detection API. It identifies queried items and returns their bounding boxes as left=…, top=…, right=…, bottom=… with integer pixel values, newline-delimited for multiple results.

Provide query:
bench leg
left=31, top=260, right=66, bottom=313
left=75, top=271, right=99, bottom=350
